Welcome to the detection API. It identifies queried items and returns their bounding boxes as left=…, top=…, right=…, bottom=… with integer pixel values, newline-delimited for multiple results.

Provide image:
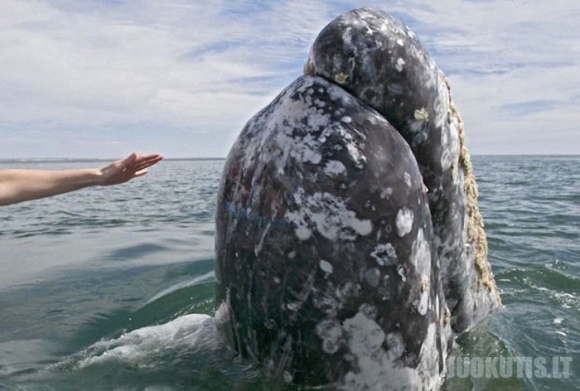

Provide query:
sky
left=0, top=0, right=579, bottom=158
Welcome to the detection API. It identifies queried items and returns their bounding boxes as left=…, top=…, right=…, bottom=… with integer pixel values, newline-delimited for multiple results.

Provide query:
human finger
left=132, top=155, right=163, bottom=171
left=118, top=152, right=138, bottom=170
left=133, top=169, right=149, bottom=177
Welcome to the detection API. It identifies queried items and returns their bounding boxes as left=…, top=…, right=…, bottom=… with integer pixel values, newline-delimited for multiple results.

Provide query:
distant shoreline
left=0, top=157, right=227, bottom=164
left=1, top=155, right=578, bottom=165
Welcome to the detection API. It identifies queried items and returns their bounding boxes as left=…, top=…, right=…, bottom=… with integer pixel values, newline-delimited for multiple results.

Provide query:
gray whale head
left=214, top=7, right=501, bottom=390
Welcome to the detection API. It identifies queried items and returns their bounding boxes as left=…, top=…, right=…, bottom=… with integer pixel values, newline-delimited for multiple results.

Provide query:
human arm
left=0, top=152, right=163, bottom=206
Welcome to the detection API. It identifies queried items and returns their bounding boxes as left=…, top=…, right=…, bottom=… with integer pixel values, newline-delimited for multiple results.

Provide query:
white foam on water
left=58, top=314, right=223, bottom=370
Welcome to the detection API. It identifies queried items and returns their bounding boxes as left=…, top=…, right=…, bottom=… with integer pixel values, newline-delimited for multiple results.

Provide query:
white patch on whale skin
left=306, top=110, right=331, bottom=132
left=395, top=57, right=405, bottom=72
left=343, top=310, right=384, bottom=356
left=397, top=265, right=406, bottom=282
left=396, top=208, right=414, bottom=237
left=285, top=215, right=312, bottom=241
left=324, top=160, right=346, bottom=177
left=340, top=296, right=443, bottom=391
left=346, top=141, right=366, bottom=168
left=285, top=189, right=373, bottom=241
left=281, top=80, right=328, bottom=132
left=319, top=259, right=333, bottom=274
left=452, top=162, right=459, bottom=184
left=299, top=148, right=322, bottom=165
left=404, top=172, right=412, bottom=187
left=434, top=72, right=450, bottom=130
left=441, top=125, right=460, bottom=177
left=315, top=320, right=344, bottom=354
left=284, top=132, right=322, bottom=165
left=411, top=228, right=431, bottom=277
left=416, top=279, right=430, bottom=316
left=237, top=78, right=332, bottom=174
left=440, top=126, right=453, bottom=172
left=417, top=323, right=444, bottom=390
left=380, top=187, right=393, bottom=199
left=370, top=243, right=397, bottom=266
left=339, top=308, right=428, bottom=391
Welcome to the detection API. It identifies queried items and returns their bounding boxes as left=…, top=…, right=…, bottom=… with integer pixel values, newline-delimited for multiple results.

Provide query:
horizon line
left=1, top=153, right=579, bottom=163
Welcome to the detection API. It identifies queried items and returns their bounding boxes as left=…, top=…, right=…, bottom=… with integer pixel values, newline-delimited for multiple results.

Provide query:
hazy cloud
left=0, top=0, right=578, bottom=157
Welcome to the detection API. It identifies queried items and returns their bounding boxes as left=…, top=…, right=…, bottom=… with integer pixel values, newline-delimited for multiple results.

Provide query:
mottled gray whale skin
left=215, top=7, right=500, bottom=390
left=215, top=74, right=452, bottom=390
left=306, top=7, right=501, bottom=334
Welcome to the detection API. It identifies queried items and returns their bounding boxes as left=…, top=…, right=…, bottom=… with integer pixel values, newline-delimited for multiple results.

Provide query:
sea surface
left=0, top=156, right=578, bottom=390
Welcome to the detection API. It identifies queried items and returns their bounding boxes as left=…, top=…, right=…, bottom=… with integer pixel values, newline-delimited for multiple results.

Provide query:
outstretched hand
left=99, top=153, right=163, bottom=186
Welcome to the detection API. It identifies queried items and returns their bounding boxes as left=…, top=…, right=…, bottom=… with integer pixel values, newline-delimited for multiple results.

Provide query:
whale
left=305, top=8, right=501, bottom=335
left=215, top=7, right=501, bottom=390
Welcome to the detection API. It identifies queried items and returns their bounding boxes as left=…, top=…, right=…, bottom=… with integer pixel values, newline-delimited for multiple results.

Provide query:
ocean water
left=0, top=156, right=577, bottom=390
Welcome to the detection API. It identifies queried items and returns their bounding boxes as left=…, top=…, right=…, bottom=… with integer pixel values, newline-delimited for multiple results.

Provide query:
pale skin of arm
left=0, top=153, right=163, bottom=206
